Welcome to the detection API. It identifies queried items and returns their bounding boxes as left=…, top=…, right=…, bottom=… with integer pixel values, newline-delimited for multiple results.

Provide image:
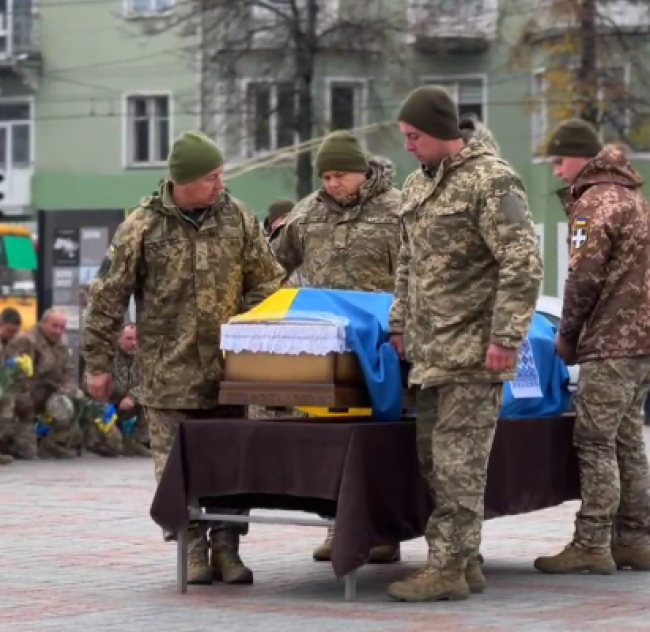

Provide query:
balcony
left=407, top=0, right=499, bottom=54
left=526, top=0, right=650, bottom=39
left=0, top=8, right=42, bottom=90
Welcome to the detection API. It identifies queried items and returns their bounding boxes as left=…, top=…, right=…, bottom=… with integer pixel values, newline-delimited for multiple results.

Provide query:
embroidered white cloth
left=509, top=338, right=543, bottom=399
left=221, top=317, right=349, bottom=356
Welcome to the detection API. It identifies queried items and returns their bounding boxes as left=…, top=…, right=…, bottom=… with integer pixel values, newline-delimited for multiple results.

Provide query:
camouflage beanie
left=267, top=199, right=294, bottom=223
left=398, top=86, right=461, bottom=141
left=315, top=131, right=369, bottom=176
left=546, top=118, right=602, bottom=158
left=168, top=131, right=224, bottom=185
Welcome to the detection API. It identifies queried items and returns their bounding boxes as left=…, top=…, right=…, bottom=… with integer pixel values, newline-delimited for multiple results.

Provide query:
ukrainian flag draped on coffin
left=221, top=289, right=572, bottom=421
left=221, top=288, right=403, bottom=421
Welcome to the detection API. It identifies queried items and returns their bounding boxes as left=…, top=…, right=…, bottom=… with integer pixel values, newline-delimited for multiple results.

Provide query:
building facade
left=1, top=0, right=649, bottom=297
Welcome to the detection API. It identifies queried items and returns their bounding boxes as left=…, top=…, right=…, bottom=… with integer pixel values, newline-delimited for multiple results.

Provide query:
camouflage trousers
left=416, top=383, right=503, bottom=569
left=144, top=405, right=250, bottom=537
left=84, top=421, right=123, bottom=457
left=0, top=395, right=16, bottom=455
left=573, top=357, right=650, bottom=550
left=247, top=405, right=309, bottom=420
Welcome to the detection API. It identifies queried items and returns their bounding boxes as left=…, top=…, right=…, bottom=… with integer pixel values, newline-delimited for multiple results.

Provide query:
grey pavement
left=1, top=427, right=649, bottom=631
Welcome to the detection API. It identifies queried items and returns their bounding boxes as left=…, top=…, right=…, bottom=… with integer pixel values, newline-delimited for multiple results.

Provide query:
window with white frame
left=244, top=81, right=296, bottom=157
left=0, top=101, right=32, bottom=169
left=125, top=95, right=170, bottom=166
left=327, top=80, right=365, bottom=132
left=422, top=76, right=486, bottom=121
left=125, top=0, right=173, bottom=16
left=531, top=64, right=648, bottom=154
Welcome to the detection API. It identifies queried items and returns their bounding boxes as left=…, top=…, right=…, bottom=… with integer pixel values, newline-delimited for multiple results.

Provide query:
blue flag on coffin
left=501, top=313, right=572, bottom=418
left=224, top=288, right=403, bottom=421
left=289, top=289, right=402, bottom=421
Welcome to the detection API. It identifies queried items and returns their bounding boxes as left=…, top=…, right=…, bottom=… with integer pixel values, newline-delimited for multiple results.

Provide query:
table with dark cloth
left=150, top=416, right=580, bottom=579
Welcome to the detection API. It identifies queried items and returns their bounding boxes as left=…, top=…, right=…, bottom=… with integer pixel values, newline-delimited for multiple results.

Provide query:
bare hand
left=486, top=343, right=518, bottom=371
left=86, top=372, right=113, bottom=402
left=390, top=334, right=405, bottom=359
left=119, top=396, right=135, bottom=411
left=555, top=334, right=578, bottom=365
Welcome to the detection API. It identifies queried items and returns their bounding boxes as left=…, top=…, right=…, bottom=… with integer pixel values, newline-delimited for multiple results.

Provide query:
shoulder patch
left=571, top=217, right=589, bottom=251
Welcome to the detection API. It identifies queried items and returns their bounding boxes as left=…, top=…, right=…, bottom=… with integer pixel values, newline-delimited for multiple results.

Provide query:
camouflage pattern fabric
left=389, top=120, right=543, bottom=387
left=83, top=180, right=285, bottom=410
left=573, top=357, right=650, bottom=550
left=559, top=144, right=650, bottom=362
left=144, top=405, right=249, bottom=534
left=111, top=347, right=148, bottom=445
left=274, top=160, right=401, bottom=292
left=0, top=341, right=30, bottom=457
left=267, top=218, right=304, bottom=288
left=9, top=327, right=78, bottom=449
left=416, top=384, right=503, bottom=569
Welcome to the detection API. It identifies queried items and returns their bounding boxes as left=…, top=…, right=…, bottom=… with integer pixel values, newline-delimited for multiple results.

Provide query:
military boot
left=465, top=558, right=486, bottom=594
left=612, top=543, right=650, bottom=571
left=211, top=530, right=254, bottom=584
left=388, top=565, right=470, bottom=603
left=313, top=527, right=334, bottom=562
left=122, top=438, right=152, bottom=458
left=368, top=543, right=401, bottom=564
left=534, top=543, right=616, bottom=575
left=0, top=453, right=13, bottom=465
left=38, top=437, right=75, bottom=459
left=187, top=532, right=212, bottom=585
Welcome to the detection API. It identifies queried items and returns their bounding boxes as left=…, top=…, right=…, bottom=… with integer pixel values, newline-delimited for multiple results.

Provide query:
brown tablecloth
left=150, top=416, right=579, bottom=578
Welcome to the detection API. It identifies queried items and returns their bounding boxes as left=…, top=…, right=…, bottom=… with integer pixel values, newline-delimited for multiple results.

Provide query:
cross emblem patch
left=571, top=227, right=587, bottom=249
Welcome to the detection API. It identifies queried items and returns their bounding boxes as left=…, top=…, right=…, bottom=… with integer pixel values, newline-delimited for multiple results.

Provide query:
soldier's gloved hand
left=85, top=372, right=113, bottom=403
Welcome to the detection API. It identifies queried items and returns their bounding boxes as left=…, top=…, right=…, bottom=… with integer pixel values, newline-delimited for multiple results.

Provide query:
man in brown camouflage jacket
left=9, top=308, right=81, bottom=459
left=274, top=130, right=402, bottom=566
left=110, top=323, right=149, bottom=457
left=83, top=131, right=284, bottom=586
left=534, top=119, right=650, bottom=575
left=388, top=86, right=542, bottom=603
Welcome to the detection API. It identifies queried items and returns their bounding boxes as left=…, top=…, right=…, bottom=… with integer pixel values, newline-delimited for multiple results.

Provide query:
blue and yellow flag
left=227, top=288, right=402, bottom=421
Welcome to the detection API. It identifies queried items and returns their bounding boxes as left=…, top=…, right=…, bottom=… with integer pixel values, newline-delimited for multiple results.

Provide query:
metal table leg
left=344, top=570, right=357, bottom=601
left=177, top=528, right=188, bottom=594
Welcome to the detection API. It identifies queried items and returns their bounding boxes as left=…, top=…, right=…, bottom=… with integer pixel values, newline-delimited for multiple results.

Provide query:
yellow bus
left=0, top=224, right=37, bottom=330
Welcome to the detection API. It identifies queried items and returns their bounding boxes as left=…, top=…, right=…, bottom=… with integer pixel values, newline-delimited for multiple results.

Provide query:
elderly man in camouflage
left=274, top=131, right=402, bottom=565
left=83, top=131, right=284, bottom=586
left=10, top=308, right=80, bottom=459
left=534, top=119, right=650, bottom=575
left=110, top=323, right=150, bottom=457
left=387, top=86, right=543, bottom=602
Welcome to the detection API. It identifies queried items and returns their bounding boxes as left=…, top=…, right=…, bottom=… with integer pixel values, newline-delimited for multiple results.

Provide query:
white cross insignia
left=571, top=227, right=587, bottom=249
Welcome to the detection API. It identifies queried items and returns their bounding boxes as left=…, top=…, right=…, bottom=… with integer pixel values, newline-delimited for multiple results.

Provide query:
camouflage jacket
left=559, top=144, right=650, bottom=362
left=267, top=219, right=304, bottom=287
left=110, top=347, right=139, bottom=405
left=83, top=180, right=285, bottom=409
left=389, top=120, right=543, bottom=387
left=274, top=161, right=401, bottom=292
left=9, top=326, right=77, bottom=409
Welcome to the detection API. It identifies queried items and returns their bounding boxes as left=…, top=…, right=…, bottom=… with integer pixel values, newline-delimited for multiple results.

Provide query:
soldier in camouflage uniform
left=534, top=119, right=650, bottom=574
left=83, top=131, right=284, bottom=586
left=0, top=308, right=24, bottom=464
left=110, top=323, right=150, bottom=457
left=274, top=131, right=403, bottom=565
left=10, top=309, right=80, bottom=459
left=387, top=86, right=542, bottom=602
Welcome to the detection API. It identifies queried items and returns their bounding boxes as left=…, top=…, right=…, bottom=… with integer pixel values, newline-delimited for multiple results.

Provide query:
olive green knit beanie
left=168, top=131, right=224, bottom=185
left=398, top=86, right=461, bottom=140
left=315, top=131, right=369, bottom=176
left=546, top=118, right=602, bottom=158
